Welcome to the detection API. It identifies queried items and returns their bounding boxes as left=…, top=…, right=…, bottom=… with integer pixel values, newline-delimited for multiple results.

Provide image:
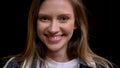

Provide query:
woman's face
left=37, top=0, right=75, bottom=52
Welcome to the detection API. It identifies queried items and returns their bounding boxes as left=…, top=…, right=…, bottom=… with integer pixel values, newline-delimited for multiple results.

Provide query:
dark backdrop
left=0, top=0, right=119, bottom=67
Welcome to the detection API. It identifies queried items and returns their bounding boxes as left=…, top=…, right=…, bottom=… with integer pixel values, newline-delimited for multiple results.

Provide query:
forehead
left=39, top=0, right=73, bottom=14
left=40, top=0, right=72, bottom=9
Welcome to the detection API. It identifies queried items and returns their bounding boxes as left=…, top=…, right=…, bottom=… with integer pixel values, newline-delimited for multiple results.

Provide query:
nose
left=48, top=20, right=59, bottom=34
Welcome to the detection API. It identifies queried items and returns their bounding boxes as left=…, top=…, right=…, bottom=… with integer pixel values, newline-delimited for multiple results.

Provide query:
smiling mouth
left=44, top=34, right=64, bottom=43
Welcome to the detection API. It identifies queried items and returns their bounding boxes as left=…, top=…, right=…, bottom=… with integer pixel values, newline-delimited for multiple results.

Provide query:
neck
left=47, top=49, right=69, bottom=62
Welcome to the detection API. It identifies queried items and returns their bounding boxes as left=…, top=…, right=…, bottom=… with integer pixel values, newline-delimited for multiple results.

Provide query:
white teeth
left=49, top=36, right=57, bottom=40
left=47, top=35, right=62, bottom=43
left=55, top=37, right=57, bottom=40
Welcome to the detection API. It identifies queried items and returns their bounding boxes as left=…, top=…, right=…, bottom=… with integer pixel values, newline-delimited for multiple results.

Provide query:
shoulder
left=3, top=57, right=20, bottom=68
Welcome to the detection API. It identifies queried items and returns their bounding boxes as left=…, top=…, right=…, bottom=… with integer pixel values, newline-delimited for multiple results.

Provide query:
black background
left=0, top=0, right=119, bottom=67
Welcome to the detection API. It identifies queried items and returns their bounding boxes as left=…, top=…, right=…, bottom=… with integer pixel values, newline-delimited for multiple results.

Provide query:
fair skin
left=37, top=0, right=75, bottom=62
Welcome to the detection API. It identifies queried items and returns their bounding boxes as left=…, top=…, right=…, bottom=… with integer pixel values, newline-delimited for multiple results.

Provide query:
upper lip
left=44, top=34, right=63, bottom=37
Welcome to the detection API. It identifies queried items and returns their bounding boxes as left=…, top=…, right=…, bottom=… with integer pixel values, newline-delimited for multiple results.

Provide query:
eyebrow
left=38, top=13, right=72, bottom=17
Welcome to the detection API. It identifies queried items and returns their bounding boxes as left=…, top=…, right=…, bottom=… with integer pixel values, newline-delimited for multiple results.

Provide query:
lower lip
left=46, top=35, right=63, bottom=43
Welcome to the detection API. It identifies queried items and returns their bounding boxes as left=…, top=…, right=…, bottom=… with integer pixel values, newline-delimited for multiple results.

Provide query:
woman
left=4, top=0, right=114, bottom=68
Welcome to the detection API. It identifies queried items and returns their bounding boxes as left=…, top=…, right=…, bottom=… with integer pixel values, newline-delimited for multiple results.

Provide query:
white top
left=37, top=57, right=79, bottom=68
left=3, top=57, right=80, bottom=68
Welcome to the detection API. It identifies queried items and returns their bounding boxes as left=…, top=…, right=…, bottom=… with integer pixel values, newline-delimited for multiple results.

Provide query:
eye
left=38, top=16, right=49, bottom=22
left=59, top=16, right=69, bottom=23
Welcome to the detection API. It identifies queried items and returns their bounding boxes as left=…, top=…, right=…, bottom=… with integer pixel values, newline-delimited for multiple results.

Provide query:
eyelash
left=38, top=16, right=69, bottom=23
left=59, top=16, right=69, bottom=22
left=39, top=17, right=49, bottom=22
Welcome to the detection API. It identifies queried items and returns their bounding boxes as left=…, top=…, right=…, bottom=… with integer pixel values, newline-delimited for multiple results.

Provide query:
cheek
left=37, top=23, right=45, bottom=37
left=62, top=23, right=75, bottom=34
left=37, top=23, right=47, bottom=42
left=37, top=22, right=47, bottom=33
left=64, top=22, right=75, bottom=30
left=37, top=23, right=42, bottom=33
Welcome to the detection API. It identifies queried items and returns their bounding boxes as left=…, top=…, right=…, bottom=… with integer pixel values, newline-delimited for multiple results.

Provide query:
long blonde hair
left=15, top=0, right=113, bottom=68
